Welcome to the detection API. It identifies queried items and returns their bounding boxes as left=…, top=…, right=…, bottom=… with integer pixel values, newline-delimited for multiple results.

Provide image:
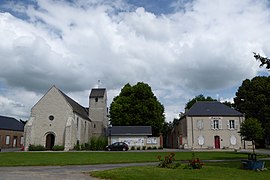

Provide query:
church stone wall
left=29, top=86, right=73, bottom=148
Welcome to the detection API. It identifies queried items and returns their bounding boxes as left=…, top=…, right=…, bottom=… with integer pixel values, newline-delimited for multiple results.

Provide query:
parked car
left=106, top=142, right=129, bottom=151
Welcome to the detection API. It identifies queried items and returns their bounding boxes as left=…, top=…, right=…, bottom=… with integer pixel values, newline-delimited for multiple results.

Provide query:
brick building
left=0, top=115, right=25, bottom=149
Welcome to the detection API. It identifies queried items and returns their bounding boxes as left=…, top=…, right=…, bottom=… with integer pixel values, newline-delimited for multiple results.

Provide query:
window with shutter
left=197, top=120, right=203, bottom=130
left=213, top=120, right=219, bottom=129
left=218, top=120, right=222, bottom=129
left=235, top=120, right=239, bottom=130
left=211, top=120, right=214, bottom=129
left=229, top=120, right=235, bottom=129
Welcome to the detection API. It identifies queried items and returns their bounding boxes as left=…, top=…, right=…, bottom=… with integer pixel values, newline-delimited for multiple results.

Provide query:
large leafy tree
left=185, top=94, right=216, bottom=110
left=239, top=118, right=264, bottom=154
left=109, top=82, right=165, bottom=136
left=234, top=76, right=270, bottom=147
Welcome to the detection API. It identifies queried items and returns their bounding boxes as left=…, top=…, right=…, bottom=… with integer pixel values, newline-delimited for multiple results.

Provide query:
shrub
left=188, top=153, right=204, bottom=169
left=80, top=144, right=86, bottom=150
left=73, top=144, right=81, bottom=151
left=158, top=146, right=163, bottom=149
left=136, top=146, right=141, bottom=150
left=131, top=146, right=135, bottom=150
left=28, top=144, right=46, bottom=151
left=89, top=136, right=108, bottom=150
left=152, top=146, right=157, bottom=150
left=142, top=146, right=146, bottom=150
left=147, top=146, right=152, bottom=150
left=157, top=152, right=180, bottom=169
left=52, top=145, right=64, bottom=151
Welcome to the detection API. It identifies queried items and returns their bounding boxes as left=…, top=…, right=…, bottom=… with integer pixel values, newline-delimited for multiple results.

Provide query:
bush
left=131, top=146, right=135, bottom=150
left=28, top=144, right=46, bottom=151
left=188, top=153, right=204, bottom=169
left=136, top=146, right=141, bottom=150
left=52, top=145, right=64, bottom=151
left=152, top=146, right=157, bottom=150
left=157, top=152, right=180, bottom=169
left=147, top=146, right=152, bottom=150
left=158, top=146, right=163, bottom=149
left=73, top=144, right=81, bottom=151
left=89, top=136, right=108, bottom=150
left=142, top=146, right=146, bottom=150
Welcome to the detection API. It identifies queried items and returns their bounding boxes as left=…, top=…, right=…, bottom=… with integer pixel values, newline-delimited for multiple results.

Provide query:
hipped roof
left=186, top=101, right=243, bottom=116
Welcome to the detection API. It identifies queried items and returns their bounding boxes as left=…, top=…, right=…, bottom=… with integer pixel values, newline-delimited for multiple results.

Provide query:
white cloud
left=0, top=0, right=269, bottom=121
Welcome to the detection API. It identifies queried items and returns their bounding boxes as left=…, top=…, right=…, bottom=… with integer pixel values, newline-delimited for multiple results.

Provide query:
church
left=24, top=85, right=108, bottom=151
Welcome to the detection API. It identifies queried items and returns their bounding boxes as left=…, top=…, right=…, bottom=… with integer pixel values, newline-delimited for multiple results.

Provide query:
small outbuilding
left=107, top=126, right=162, bottom=148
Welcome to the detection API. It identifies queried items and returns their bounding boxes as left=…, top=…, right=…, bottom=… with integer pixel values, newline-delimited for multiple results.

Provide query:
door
left=214, top=136, right=220, bottom=149
left=46, top=134, right=55, bottom=150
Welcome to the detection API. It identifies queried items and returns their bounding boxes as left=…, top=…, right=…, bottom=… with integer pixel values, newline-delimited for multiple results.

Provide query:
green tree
left=185, top=94, right=216, bottom=110
left=109, top=82, right=165, bottom=136
left=253, top=52, right=270, bottom=69
left=234, top=76, right=270, bottom=147
left=239, top=118, right=264, bottom=154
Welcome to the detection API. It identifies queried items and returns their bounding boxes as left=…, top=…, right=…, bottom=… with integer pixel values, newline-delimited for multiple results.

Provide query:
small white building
left=175, top=101, right=246, bottom=150
left=24, top=85, right=108, bottom=151
left=107, top=126, right=162, bottom=148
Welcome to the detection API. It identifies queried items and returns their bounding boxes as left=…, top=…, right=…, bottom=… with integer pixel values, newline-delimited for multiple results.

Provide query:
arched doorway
left=46, top=133, right=55, bottom=150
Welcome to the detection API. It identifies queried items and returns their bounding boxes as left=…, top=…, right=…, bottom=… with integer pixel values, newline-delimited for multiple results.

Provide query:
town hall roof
left=186, top=101, right=243, bottom=116
left=108, top=126, right=152, bottom=136
left=59, top=90, right=90, bottom=120
left=0, top=115, right=24, bottom=131
left=90, top=88, right=106, bottom=98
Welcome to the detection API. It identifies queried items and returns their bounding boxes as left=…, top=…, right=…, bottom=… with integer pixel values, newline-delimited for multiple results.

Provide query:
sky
left=0, top=0, right=269, bottom=122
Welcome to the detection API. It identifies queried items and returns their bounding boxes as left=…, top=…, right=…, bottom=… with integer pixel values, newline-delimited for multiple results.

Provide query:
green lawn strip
left=0, top=151, right=267, bottom=166
left=90, top=161, right=270, bottom=180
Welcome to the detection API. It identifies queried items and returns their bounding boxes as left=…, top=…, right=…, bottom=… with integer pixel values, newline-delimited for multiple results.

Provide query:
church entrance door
left=46, top=134, right=55, bottom=150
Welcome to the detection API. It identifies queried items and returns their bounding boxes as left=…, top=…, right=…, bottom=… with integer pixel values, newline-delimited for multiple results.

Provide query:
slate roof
left=108, top=126, right=152, bottom=136
left=90, top=88, right=106, bottom=98
left=0, top=115, right=24, bottom=131
left=59, top=90, right=90, bottom=120
left=186, top=101, right=243, bottom=116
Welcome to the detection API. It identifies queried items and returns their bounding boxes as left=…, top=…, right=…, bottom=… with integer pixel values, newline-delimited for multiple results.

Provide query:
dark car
left=106, top=142, right=129, bottom=151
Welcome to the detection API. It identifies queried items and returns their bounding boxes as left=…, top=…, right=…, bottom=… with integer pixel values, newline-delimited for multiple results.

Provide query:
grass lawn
left=0, top=151, right=268, bottom=166
left=90, top=161, right=270, bottom=180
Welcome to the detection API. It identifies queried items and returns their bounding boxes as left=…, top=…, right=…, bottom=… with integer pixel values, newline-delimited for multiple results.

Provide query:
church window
left=49, top=115, right=54, bottom=121
left=95, top=97, right=98, bottom=102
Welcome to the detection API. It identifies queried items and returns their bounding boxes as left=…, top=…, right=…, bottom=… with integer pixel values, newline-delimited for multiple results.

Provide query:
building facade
left=174, top=101, right=246, bottom=150
left=24, top=85, right=108, bottom=151
left=0, top=115, right=24, bottom=149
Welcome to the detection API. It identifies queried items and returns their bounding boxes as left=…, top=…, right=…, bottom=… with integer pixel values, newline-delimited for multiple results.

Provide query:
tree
left=185, top=94, right=216, bottom=110
left=253, top=52, right=270, bottom=69
left=239, top=118, right=264, bottom=154
left=234, top=76, right=270, bottom=147
left=109, top=82, right=165, bottom=136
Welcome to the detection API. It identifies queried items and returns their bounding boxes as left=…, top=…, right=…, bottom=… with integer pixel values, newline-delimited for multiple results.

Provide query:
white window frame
left=211, top=119, right=222, bottom=130
left=5, top=135, right=10, bottom=145
left=227, top=120, right=238, bottom=130
left=20, top=136, right=24, bottom=145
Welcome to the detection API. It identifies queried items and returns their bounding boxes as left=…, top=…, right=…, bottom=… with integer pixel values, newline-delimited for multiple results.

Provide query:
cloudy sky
left=0, top=0, right=269, bottom=122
